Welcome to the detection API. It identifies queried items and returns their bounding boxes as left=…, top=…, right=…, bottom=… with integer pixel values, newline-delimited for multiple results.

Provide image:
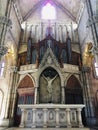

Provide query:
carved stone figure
left=83, top=42, right=94, bottom=67
left=42, top=74, right=58, bottom=102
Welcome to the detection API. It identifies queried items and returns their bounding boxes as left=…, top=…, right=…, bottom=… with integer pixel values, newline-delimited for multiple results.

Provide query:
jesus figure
left=42, top=74, right=58, bottom=102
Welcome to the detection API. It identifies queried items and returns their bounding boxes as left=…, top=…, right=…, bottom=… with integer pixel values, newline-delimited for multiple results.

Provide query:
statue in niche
left=42, top=74, right=58, bottom=103
left=47, top=56, right=52, bottom=64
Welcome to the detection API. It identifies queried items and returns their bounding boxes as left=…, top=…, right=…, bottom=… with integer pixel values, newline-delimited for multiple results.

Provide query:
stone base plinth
left=0, top=118, right=14, bottom=127
left=3, top=127, right=90, bottom=130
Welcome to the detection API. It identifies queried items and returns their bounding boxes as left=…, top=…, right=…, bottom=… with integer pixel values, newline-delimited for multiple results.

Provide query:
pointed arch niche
left=14, top=75, right=35, bottom=126
left=17, top=75, right=35, bottom=104
left=39, top=67, right=61, bottom=103
left=65, top=75, right=83, bottom=104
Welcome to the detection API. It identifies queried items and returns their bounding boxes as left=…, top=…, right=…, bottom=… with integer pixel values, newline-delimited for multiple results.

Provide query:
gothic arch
left=14, top=75, right=35, bottom=126
left=65, top=75, right=83, bottom=104
left=39, top=67, right=61, bottom=103
left=64, top=74, right=82, bottom=88
left=37, top=65, right=63, bottom=86
left=17, top=74, right=35, bottom=88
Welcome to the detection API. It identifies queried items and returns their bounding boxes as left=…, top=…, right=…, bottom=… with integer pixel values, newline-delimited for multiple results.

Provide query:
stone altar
left=18, top=104, right=85, bottom=128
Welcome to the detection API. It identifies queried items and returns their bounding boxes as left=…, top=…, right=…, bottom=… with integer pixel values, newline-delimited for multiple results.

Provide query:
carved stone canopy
left=39, top=47, right=60, bottom=69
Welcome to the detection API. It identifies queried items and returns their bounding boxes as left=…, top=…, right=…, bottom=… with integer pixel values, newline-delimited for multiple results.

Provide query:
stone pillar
left=52, top=25, right=55, bottom=38
left=11, top=72, right=19, bottom=118
left=0, top=1, right=12, bottom=44
left=55, top=23, right=57, bottom=40
left=0, top=0, right=12, bottom=59
left=66, top=108, right=71, bottom=127
left=43, top=108, right=48, bottom=128
left=71, top=22, right=74, bottom=43
left=61, top=86, right=65, bottom=104
left=55, top=108, right=60, bottom=128
left=35, top=25, right=38, bottom=42
left=19, top=108, right=26, bottom=127
left=11, top=91, right=17, bottom=118
left=4, top=66, right=17, bottom=119
left=0, top=16, right=11, bottom=57
left=77, top=108, right=84, bottom=128
left=59, top=25, right=62, bottom=42
left=61, top=25, right=63, bottom=42
left=32, top=108, right=36, bottom=128
left=82, top=67, right=94, bottom=117
left=41, top=22, right=44, bottom=40
left=82, top=66, right=95, bottom=126
left=34, top=87, right=38, bottom=104
left=4, top=71, right=13, bottom=119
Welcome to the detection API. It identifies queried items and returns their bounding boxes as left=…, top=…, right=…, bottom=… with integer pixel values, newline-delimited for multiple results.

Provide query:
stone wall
left=78, top=2, right=98, bottom=125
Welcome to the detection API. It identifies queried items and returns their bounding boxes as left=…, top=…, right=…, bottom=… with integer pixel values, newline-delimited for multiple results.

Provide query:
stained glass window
left=42, top=3, right=56, bottom=19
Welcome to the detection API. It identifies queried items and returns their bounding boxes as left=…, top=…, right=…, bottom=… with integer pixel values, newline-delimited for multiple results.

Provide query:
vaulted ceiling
left=15, top=0, right=84, bottom=23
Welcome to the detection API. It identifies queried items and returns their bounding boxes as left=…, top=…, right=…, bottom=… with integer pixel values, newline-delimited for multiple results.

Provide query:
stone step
left=3, top=127, right=90, bottom=130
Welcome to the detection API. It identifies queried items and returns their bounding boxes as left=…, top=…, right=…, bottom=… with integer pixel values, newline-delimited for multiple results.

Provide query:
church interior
left=0, top=0, right=98, bottom=130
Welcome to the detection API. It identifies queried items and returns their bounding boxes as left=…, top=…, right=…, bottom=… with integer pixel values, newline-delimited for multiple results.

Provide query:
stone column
left=4, top=66, right=17, bottom=119
left=66, top=108, right=71, bottom=127
left=19, top=108, right=26, bottom=127
left=34, top=87, right=38, bottom=104
left=61, top=25, right=63, bottom=42
left=0, top=16, right=11, bottom=58
left=77, top=108, right=84, bottom=128
left=61, top=86, right=65, bottom=104
left=55, top=108, right=60, bottom=128
left=64, top=25, right=67, bottom=42
left=41, top=22, right=44, bottom=40
left=35, top=25, right=38, bottom=42
left=11, top=91, right=17, bottom=118
left=55, top=23, right=57, bottom=40
left=59, top=25, right=62, bottom=42
left=0, top=0, right=12, bottom=59
left=82, top=67, right=94, bottom=118
left=32, top=108, right=36, bottom=128
left=82, top=66, right=96, bottom=126
left=0, top=0, right=12, bottom=45
left=43, top=108, right=48, bottom=128
left=52, top=25, right=55, bottom=38
left=11, top=72, right=19, bottom=118
left=94, top=46, right=98, bottom=65
left=71, top=22, right=74, bottom=43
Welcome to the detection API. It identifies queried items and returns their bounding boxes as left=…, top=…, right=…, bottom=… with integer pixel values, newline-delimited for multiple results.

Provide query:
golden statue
left=83, top=42, right=94, bottom=67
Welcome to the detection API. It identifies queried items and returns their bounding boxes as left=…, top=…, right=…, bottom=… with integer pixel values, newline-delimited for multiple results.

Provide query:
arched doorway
left=65, top=75, right=83, bottom=104
left=65, top=75, right=86, bottom=125
left=14, top=75, right=35, bottom=126
left=39, top=67, right=61, bottom=103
